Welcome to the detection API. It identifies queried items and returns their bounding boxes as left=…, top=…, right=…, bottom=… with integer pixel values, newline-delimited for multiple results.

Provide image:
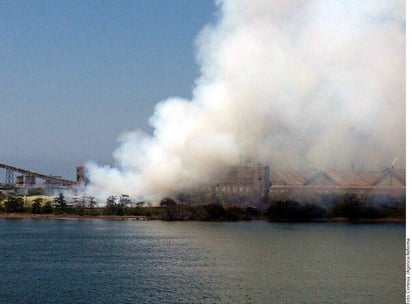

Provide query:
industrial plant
left=0, top=162, right=77, bottom=194
left=199, top=163, right=405, bottom=205
left=0, top=161, right=405, bottom=205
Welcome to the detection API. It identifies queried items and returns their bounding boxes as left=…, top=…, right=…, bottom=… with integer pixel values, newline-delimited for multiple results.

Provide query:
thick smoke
left=86, top=0, right=405, bottom=201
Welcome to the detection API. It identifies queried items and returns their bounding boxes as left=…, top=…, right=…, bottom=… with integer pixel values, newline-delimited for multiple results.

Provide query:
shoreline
left=0, top=213, right=405, bottom=223
left=0, top=213, right=146, bottom=221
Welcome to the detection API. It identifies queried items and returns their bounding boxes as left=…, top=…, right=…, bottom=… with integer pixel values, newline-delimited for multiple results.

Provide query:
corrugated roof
left=271, top=169, right=405, bottom=187
left=270, top=170, right=315, bottom=186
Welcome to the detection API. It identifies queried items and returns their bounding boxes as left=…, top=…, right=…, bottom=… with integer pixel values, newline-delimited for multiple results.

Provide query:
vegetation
left=160, top=203, right=262, bottom=221
left=41, top=201, right=53, bottom=214
left=0, top=192, right=405, bottom=222
left=160, top=197, right=177, bottom=207
left=54, top=193, right=67, bottom=213
left=266, top=200, right=326, bottom=222
left=27, top=188, right=44, bottom=196
left=4, top=194, right=24, bottom=213
left=329, top=193, right=405, bottom=220
left=104, top=195, right=126, bottom=216
left=0, top=191, right=6, bottom=202
left=31, top=198, right=43, bottom=214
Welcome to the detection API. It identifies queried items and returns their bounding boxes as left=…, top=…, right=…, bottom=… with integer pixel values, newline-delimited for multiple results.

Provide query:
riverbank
left=0, top=212, right=405, bottom=223
left=0, top=213, right=153, bottom=220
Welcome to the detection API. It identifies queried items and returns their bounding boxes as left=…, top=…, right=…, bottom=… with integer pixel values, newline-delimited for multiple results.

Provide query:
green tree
left=54, top=193, right=67, bottom=212
left=104, top=195, right=118, bottom=215
left=119, top=194, right=131, bottom=208
left=160, top=197, right=177, bottom=207
left=73, top=195, right=85, bottom=216
left=4, top=194, right=24, bottom=213
left=41, top=201, right=53, bottom=214
left=0, top=191, right=6, bottom=202
left=88, top=196, right=97, bottom=209
left=31, top=198, right=43, bottom=214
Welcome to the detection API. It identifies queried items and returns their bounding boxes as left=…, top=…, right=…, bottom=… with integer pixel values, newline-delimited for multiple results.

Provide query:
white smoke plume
left=86, top=0, right=405, bottom=201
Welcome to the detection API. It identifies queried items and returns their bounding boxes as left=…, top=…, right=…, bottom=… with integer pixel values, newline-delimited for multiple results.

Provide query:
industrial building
left=200, top=164, right=271, bottom=196
left=0, top=162, right=77, bottom=194
left=1, top=162, right=406, bottom=204
left=269, top=168, right=405, bottom=201
left=201, top=164, right=405, bottom=205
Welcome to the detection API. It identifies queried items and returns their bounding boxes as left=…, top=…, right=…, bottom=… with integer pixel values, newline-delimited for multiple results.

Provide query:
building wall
left=15, top=175, right=35, bottom=186
left=210, top=165, right=271, bottom=196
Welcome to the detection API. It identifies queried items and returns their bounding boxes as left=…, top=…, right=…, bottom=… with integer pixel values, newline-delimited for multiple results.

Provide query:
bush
left=301, top=204, right=327, bottom=219
left=0, top=191, right=6, bottom=202
left=330, top=193, right=362, bottom=220
left=103, top=195, right=129, bottom=216
left=360, top=205, right=385, bottom=219
left=31, top=198, right=43, bottom=214
left=54, top=193, right=67, bottom=213
left=203, top=204, right=226, bottom=221
left=160, top=197, right=177, bottom=207
left=4, top=195, right=24, bottom=213
left=245, top=207, right=262, bottom=218
left=329, top=193, right=391, bottom=220
left=27, top=188, right=44, bottom=196
left=158, top=203, right=262, bottom=221
left=129, top=207, right=162, bottom=218
left=161, top=205, right=195, bottom=221
left=41, top=201, right=53, bottom=214
left=225, top=207, right=246, bottom=221
left=267, top=200, right=326, bottom=222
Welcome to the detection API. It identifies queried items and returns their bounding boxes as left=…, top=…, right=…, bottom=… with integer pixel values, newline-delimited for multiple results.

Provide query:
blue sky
left=0, top=0, right=216, bottom=179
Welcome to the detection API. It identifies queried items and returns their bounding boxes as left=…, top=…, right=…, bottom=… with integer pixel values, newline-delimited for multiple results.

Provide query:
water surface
left=0, top=219, right=404, bottom=303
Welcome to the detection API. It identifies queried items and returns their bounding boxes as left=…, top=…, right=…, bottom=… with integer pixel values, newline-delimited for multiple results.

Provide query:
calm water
left=0, top=219, right=404, bottom=304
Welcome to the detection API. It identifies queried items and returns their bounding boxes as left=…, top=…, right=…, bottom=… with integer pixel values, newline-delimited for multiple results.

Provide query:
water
left=0, top=219, right=404, bottom=304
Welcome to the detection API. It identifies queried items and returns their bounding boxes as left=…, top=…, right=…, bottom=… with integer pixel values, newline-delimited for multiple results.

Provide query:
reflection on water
left=0, top=219, right=404, bottom=304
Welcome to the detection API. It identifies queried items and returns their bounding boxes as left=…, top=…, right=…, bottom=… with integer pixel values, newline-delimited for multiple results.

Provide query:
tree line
left=0, top=191, right=405, bottom=222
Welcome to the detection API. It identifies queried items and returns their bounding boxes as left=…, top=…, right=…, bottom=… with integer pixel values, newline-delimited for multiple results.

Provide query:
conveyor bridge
left=0, top=162, right=76, bottom=186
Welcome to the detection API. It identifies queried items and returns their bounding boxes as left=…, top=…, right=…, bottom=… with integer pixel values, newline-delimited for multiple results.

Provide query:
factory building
left=269, top=168, right=406, bottom=200
left=201, top=164, right=405, bottom=206
left=200, top=164, right=271, bottom=197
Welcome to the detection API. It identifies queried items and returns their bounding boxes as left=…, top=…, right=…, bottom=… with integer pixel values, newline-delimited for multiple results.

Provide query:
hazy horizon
left=0, top=1, right=215, bottom=179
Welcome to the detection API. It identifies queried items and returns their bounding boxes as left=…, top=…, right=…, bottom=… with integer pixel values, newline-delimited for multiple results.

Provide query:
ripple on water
left=0, top=219, right=404, bottom=304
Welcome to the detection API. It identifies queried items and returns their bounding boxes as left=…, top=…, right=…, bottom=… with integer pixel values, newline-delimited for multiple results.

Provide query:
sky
left=0, top=1, right=406, bottom=192
left=0, top=0, right=216, bottom=179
